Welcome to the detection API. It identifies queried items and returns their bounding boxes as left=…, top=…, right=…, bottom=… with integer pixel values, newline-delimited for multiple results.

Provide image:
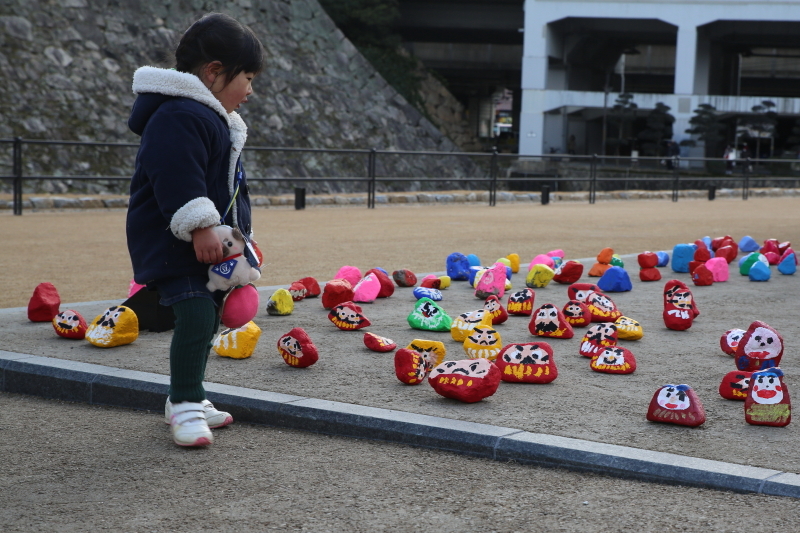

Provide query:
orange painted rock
left=746, top=368, right=791, bottom=426
left=406, top=339, right=447, bottom=369
left=579, top=323, right=617, bottom=358
left=463, top=325, right=503, bottom=360
left=394, top=348, right=430, bottom=385
left=588, top=247, right=614, bottom=277
left=392, top=269, right=417, bottom=287
left=428, top=358, right=501, bottom=403
left=506, top=288, right=535, bottom=316
left=646, top=384, right=706, bottom=427
left=52, top=309, right=87, bottom=340
left=363, top=332, right=396, bottom=352
left=590, top=346, right=636, bottom=374
left=691, top=263, right=714, bottom=286
left=588, top=263, right=612, bottom=277
left=298, top=276, right=321, bottom=297
left=663, top=279, right=697, bottom=331
left=321, top=278, right=354, bottom=310
left=28, top=282, right=61, bottom=322
left=720, top=328, right=746, bottom=356
left=366, top=268, right=395, bottom=298
left=288, top=281, right=308, bottom=301
left=483, top=295, right=508, bottom=325
left=86, top=305, right=139, bottom=348
left=328, top=301, right=371, bottom=330
left=529, top=303, right=574, bottom=339
left=735, top=321, right=784, bottom=372
left=719, top=370, right=752, bottom=401
left=562, top=300, right=591, bottom=328
left=553, top=260, right=583, bottom=284
left=496, top=342, right=557, bottom=384
left=277, top=327, right=319, bottom=368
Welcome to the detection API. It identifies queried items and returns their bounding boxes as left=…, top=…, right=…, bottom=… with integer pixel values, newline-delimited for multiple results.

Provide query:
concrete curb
left=3, top=350, right=800, bottom=498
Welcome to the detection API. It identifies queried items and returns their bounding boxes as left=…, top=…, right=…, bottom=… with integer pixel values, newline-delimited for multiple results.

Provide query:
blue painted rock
left=615, top=316, right=643, bottom=341
left=86, top=305, right=139, bottom=348
left=363, top=332, right=397, bottom=352
left=366, top=268, right=395, bottom=298
left=214, top=321, right=261, bottom=359
left=288, top=281, right=307, bottom=301
left=507, top=253, right=521, bottom=273
left=735, top=321, right=784, bottom=372
left=321, top=279, right=354, bottom=310
left=420, top=275, right=442, bottom=289
left=746, top=368, right=791, bottom=426
left=719, top=370, right=752, bottom=401
left=779, top=247, right=797, bottom=264
left=562, top=300, right=591, bottom=328
left=638, top=252, right=661, bottom=282
left=484, top=295, right=509, bottom=325
left=407, top=339, right=447, bottom=368
left=663, top=280, right=697, bottom=330
left=334, top=265, right=362, bottom=288
left=779, top=253, right=797, bottom=275
left=720, top=328, right=746, bottom=356
left=739, top=252, right=768, bottom=276
left=551, top=256, right=563, bottom=269
left=28, top=282, right=61, bottom=322
left=446, top=253, right=471, bottom=281
left=506, top=288, right=535, bottom=316
left=463, top=325, right=503, bottom=360
left=52, top=309, right=87, bottom=340
left=451, top=309, right=492, bottom=342
left=394, top=348, right=430, bottom=385
left=496, top=342, right=557, bottom=384
left=392, top=269, right=418, bottom=287
left=466, top=254, right=481, bottom=267
left=646, top=384, right=705, bottom=427
left=597, top=266, right=632, bottom=292
left=590, top=346, right=636, bottom=374
left=413, top=287, right=443, bottom=301
left=748, top=261, right=771, bottom=281
left=528, top=254, right=555, bottom=270
left=704, top=257, right=729, bottom=282
left=525, top=264, right=555, bottom=288
left=738, top=235, right=760, bottom=253
left=353, top=273, right=381, bottom=303
left=579, top=323, right=617, bottom=358
left=671, top=244, right=696, bottom=273
left=529, top=303, right=574, bottom=339
left=277, top=327, right=318, bottom=368
left=428, top=358, right=501, bottom=403
left=328, top=301, right=371, bottom=330
left=691, top=263, right=714, bottom=286
left=656, top=251, right=670, bottom=267
left=553, top=260, right=584, bottom=284
left=407, top=298, right=452, bottom=331
left=297, top=276, right=321, bottom=297
left=588, top=247, right=614, bottom=277
left=475, top=262, right=507, bottom=299
left=266, top=288, right=294, bottom=316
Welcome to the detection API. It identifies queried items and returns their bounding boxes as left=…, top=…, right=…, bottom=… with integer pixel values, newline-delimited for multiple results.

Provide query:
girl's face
left=209, top=69, right=256, bottom=113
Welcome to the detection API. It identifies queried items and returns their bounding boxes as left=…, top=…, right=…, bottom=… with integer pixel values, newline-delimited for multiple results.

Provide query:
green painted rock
left=407, top=297, right=453, bottom=331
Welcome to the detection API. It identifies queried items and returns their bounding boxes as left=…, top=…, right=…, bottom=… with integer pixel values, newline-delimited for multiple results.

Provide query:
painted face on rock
left=656, top=386, right=691, bottom=410
left=744, top=327, right=782, bottom=360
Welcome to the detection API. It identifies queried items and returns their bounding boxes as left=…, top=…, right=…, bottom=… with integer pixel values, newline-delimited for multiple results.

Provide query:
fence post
left=489, top=147, right=498, bottom=206
left=742, top=157, right=750, bottom=200
left=367, top=148, right=376, bottom=209
left=672, top=156, right=680, bottom=202
left=590, top=154, right=597, bottom=204
left=13, top=136, right=22, bottom=215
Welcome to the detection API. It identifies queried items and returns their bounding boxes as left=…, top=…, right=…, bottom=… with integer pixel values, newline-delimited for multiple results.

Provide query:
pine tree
left=608, top=93, right=638, bottom=156
left=683, top=103, right=727, bottom=157
left=637, top=103, right=675, bottom=157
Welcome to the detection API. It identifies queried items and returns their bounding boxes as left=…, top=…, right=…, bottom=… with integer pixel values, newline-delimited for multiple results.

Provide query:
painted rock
left=711, top=235, right=731, bottom=251
left=552, top=256, right=563, bottom=269
left=277, top=327, right=319, bottom=368
left=587, top=262, right=611, bottom=277
left=590, top=346, right=636, bottom=374
left=328, top=301, right=371, bottom=330
left=588, top=247, right=614, bottom=277
left=507, top=253, right=521, bottom=274
left=297, top=276, right=321, bottom=297
left=688, top=260, right=705, bottom=275
left=567, top=283, right=601, bottom=303
left=610, top=255, right=624, bottom=268
left=656, top=251, right=670, bottom=267
left=86, top=305, right=139, bottom=348
left=392, top=269, right=418, bottom=287
left=562, top=300, right=591, bottom=328
left=213, top=321, right=261, bottom=359
left=640, top=267, right=662, bottom=282
left=553, top=260, right=584, bottom=284
left=52, top=309, right=88, bottom=340
left=407, top=298, right=452, bottom=331
left=597, top=266, right=632, bottom=292
left=764, top=251, right=781, bottom=265
left=691, top=263, right=714, bottom=286
left=529, top=303, right=574, bottom=339
left=466, top=254, right=481, bottom=267
left=529, top=254, right=555, bottom=270
left=220, top=284, right=260, bottom=328
left=739, top=253, right=768, bottom=276
left=506, top=288, right=535, bottom=316
left=420, top=276, right=442, bottom=289
left=735, top=320, right=784, bottom=371
left=483, top=295, right=509, bottom=325
left=704, top=257, right=729, bottom=282
left=615, top=316, right=643, bottom=341
left=671, top=244, right=695, bottom=273
left=366, top=268, right=395, bottom=298
left=363, top=332, right=397, bottom=352
left=496, top=342, right=557, bottom=384
left=334, top=265, right=362, bottom=287
left=694, top=246, right=711, bottom=263
left=413, top=287, right=443, bottom=301
left=749, top=261, right=771, bottom=281
left=585, top=291, right=622, bottom=323
left=720, top=328, right=746, bottom=356
left=266, top=288, right=294, bottom=316
left=746, top=368, right=791, bottom=426
left=28, top=282, right=61, bottom=322
left=719, top=370, right=753, bottom=401
left=579, top=323, right=618, bottom=358
left=288, top=281, right=308, bottom=302
left=469, top=266, right=486, bottom=287
left=547, top=249, right=565, bottom=259
left=526, top=264, right=555, bottom=288
left=646, top=384, right=706, bottom=427
left=463, top=325, right=503, bottom=360
left=475, top=262, right=507, bottom=299
left=739, top=235, right=760, bottom=253
left=353, top=274, right=381, bottom=303
left=714, top=245, right=737, bottom=264
left=394, top=348, right=430, bottom=385
left=663, top=280, right=697, bottom=331
left=446, top=252, right=471, bottom=281
left=779, top=253, right=797, bottom=275
left=760, top=239, right=780, bottom=255
left=406, top=339, right=447, bottom=369
left=321, top=279, right=354, bottom=310
left=779, top=241, right=792, bottom=254
left=638, top=252, right=658, bottom=269
left=428, top=358, right=501, bottom=403
left=438, top=275, right=452, bottom=289
left=779, top=247, right=798, bottom=265
left=450, top=308, right=493, bottom=342
left=495, top=257, right=512, bottom=270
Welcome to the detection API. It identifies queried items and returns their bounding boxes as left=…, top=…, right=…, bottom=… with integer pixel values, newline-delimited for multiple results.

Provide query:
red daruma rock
left=393, top=269, right=417, bottom=287
left=646, top=384, right=706, bottom=427
left=734, top=321, right=784, bottom=372
left=562, top=300, right=591, bottom=328
left=394, top=348, right=430, bottom=385
left=363, top=332, right=397, bottom=352
left=720, top=328, right=746, bottom=356
left=428, top=358, right=501, bottom=403
left=590, top=346, right=636, bottom=374
left=288, top=281, right=307, bottom=302
left=483, top=295, right=508, bottom=325
left=745, top=368, right=791, bottom=427
left=328, top=301, right=371, bottom=330
left=719, top=370, right=753, bottom=401
left=28, top=282, right=61, bottom=322
left=52, top=309, right=88, bottom=340
left=277, top=327, right=319, bottom=368
left=579, top=323, right=618, bottom=358
left=529, top=304, right=574, bottom=339
left=496, top=342, right=557, bottom=384
left=663, top=280, right=697, bottom=331
left=506, top=288, right=535, bottom=316
left=321, top=279, right=354, bottom=310
left=297, top=277, right=321, bottom=297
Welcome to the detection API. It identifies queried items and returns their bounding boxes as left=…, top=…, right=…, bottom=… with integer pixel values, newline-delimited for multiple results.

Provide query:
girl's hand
left=191, top=226, right=223, bottom=264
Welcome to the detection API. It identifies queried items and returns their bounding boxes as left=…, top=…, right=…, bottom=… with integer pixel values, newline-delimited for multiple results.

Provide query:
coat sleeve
left=137, top=108, right=221, bottom=242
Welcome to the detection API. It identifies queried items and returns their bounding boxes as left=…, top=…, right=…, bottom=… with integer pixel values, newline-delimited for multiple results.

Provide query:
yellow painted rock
left=214, top=321, right=261, bottom=359
left=526, top=264, right=555, bottom=288
left=438, top=275, right=451, bottom=289
left=615, top=316, right=644, bottom=341
left=505, top=278, right=512, bottom=290
left=450, top=308, right=493, bottom=342
left=463, top=325, right=502, bottom=361
left=85, top=305, right=138, bottom=348
left=496, top=257, right=511, bottom=268
left=507, top=253, right=521, bottom=273
left=266, top=288, right=294, bottom=316
left=406, top=339, right=447, bottom=368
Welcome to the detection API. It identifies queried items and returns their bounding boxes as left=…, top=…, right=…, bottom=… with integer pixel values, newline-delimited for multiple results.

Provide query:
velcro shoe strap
left=170, top=402, right=206, bottom=424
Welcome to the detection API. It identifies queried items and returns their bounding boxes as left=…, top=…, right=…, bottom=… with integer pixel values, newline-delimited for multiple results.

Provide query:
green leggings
left=168, top=298, right=220, bottom=403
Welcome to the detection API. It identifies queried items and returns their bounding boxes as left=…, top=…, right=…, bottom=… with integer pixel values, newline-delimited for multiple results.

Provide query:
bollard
left=294, top=187, right=306, bottom=210
left=541, top=185, right=550, bottom=205
left=708, top=185, right=716, bottom=201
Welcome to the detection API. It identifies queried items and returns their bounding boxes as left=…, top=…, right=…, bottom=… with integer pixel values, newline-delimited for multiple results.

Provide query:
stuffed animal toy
left=206, top=225, right=261, bottom=292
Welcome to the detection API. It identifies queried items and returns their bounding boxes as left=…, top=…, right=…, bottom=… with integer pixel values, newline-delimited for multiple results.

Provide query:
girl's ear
left=201, top=61, right=224, bottom=88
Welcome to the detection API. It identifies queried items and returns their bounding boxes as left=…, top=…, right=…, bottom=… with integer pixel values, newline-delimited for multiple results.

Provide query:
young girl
left=126, top=13, right=265, bottom=447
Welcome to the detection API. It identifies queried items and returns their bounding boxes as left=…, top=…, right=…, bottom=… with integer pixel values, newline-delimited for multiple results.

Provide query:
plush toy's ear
left=231, top=226, right=243, bottom=242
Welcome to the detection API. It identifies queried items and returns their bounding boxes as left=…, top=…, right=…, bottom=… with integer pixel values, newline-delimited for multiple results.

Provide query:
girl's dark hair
left=175, top=13, right=265, bottom=84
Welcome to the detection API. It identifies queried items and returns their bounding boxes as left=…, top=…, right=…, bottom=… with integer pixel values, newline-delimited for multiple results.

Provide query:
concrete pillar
left=674, top=24, right=697, bottom=95
left=519, top=1, right=549, bottom=155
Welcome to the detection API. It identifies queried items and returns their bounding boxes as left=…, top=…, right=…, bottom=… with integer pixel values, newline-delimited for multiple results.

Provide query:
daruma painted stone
left=506, top=288, right=535, bottom=316
left=221, top=283, right=260, bottom=328
left=406, top=339, right=447, bottom=368
left=720, top=328, right=746, bottom=356
left=553, top=260, right=583, bottom=284
left=529, top=303, right=574, bottom=339
left=28, top=282, right=61, bottom=322
left=646, top=384, right=706, bottom=427
left=562, top=300, right=591, bottom=328
left=266, top=288, right=294, bottom=316
left=496, top=342, right=557, bottom=384
left=428, top=358, right=501, bottom=403
left=363, top=332, right=397, bottom=352
left=353, top=274, right=381, bottom=303
left=483, top=295, right=508, bottom=325
left=671, top=243, right=696, bottom=273
left=334, top=265, right=362, bottom=287
left=288, top=281, right=307, bottom=302
left=663, top=280, right=697, bottom=331
left=590, top=346, right=636, bottom=374
left=735, top=320, right=784, bottom=371
left=407, top=298, right=453, bottom=331
left=446, top=252, right=471, bottom=281
left=525, top=264, right=555, bottom=288
left=413, top=287, right=443, bottom=301
left=366, top=268, right=395, bottom=298
left=52, top=309, right=88, bottom=340
left=567, top=283, right=601, bottom=303
left=579, top=323, right=618, bottom=358
left=297, top=277, right=321, bottom=297
left=277, top=327, right=319, bottom=368
left=213, top=321, right=261, bottom=359
left=746, top=368, right=791, bottom=427
left=597, top=266, right=632, bottom=292
left=719, top=370, right=753, bottom=401
left=475, top=262, right=507, bottom=299
left=615, top=316, right=643, bottom=341
left=321, top=279, right=354, bottom=310
left=393, top=269, right=418, bottom=287
left=328, top=301, right=371, bottom=330
left=450, top=308, right=493, bottom=342
left=585, top=291, right=622, bottom=323
left=704, top=257, right=729, bottom=282
left=463, top=325, right=503, bottom=360
left=86, top=305, right=139, bottom=348
left=394, top=348, right=430, bottom=385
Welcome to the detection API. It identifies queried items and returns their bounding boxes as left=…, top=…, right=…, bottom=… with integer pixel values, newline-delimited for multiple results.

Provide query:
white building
left=519, top=0, right=800, bottom=157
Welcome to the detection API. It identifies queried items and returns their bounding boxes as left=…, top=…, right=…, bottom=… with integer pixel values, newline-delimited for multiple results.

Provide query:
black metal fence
left=3, top=136, right=800, bottom=215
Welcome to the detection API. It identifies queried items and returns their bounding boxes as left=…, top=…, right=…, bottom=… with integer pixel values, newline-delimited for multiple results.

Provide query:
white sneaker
left=165, top=398, right=233, bottom=429
left=168, top=402, right=213, bottom=447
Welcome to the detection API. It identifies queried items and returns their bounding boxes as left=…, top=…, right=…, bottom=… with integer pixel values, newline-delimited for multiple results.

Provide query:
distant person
left=567, top=134, right=576, bottom=155
left=665, top=140, right=679, bottom=170
left=724, top=145, right=735, bottom=174
left=126, top=13, right=265, bottom=447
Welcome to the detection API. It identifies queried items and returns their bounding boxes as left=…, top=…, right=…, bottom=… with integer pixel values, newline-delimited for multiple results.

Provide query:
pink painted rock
left=420, top=276, right=442, bottom=289
left=220, top=283, right=260, bottom=328
left=646, top=384, right=706, bottom=427
left=562, top=300, right=591, bottom=328
left=334, top=266, right=362, bottom=287
left=321, top=279, right=354, bottom=310
left=579, top=323, right=618, bottom=358
left=585, top=291, right=622, bottom=323
left=663, top=280, right=697, bottom=331
left=52, top=309, right=88, bottom=340
left=719, top=370, right=752, bottom=401
left=483, top=295, right=509, bottom=325
left=366, top=269, right=395, bottom=298
left=546, top=249, right=565, bottom=259
left=704, top=257, right=729, bottom=282
left=288, top=281, right=307, bottom=301
left=363, top=332, right=397, bottom=352
left=590, top=346, right=636, bottom=374
left=277, top=327, right=319, bottom=368
left=496, top=342, right=557, bottom=384
left=428, top=358, right=501, bottom=403
left=128, top=279, right=146, bottom=297
left=735, top=321, right=784, bottom=372
left=567, top=283, right=601, bottom=303
left=720, top=328, right=746, bottom=356
left=474, top=262, right=507, bottom=299
left=553, top=260, right=584, bottom=284
left=352, top=273, right=381, bottom=303
left=714, top=245, right=737, bottom=264
left=746, top=368, right=791, bottom=426
left=528, top=254, right=555, bottom=270
left=392, top=269, right=417, bottom=287
left=529, top=303, right=574, bottom=339
left=28, top=282, right=61, bottom=322
left=394, top=348, right=429, bottom=385
left=691, top=263, right=714, bottom=286
left=298, top=277, right=321, bottom=297
left=328, top=301, right=371, bottom=330
left=506, top=288, right=535, bottom=316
